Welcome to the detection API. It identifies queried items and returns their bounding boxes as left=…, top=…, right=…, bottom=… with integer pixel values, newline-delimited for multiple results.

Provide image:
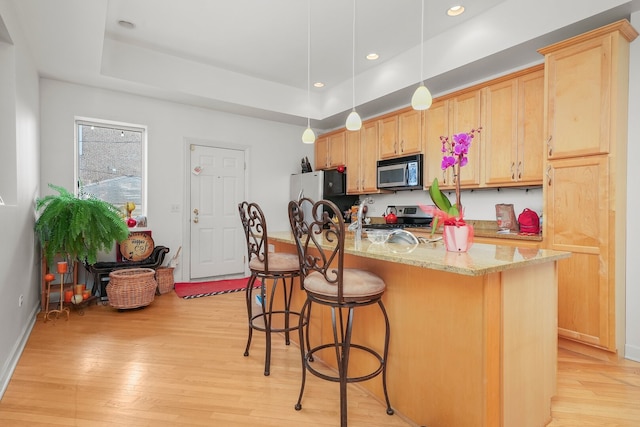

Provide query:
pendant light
left=302, top=0, right=316, bottom=144
left=345, top=0, right=362, bottom=131
left=411, top=0, right=432, bottom=110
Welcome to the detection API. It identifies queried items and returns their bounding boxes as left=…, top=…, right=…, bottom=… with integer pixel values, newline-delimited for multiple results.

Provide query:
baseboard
left=624, top=343, right=640, bottom=363
left=558, top=337, right=620, bottom=362
left=0, top=302, right=38, bottom=399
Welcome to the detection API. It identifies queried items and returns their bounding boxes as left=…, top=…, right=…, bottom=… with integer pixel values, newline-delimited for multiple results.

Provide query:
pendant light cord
left=307, top=0, right=311, bottom=128
left=419, top=0, right=424, bottom=83
left=352, top=0, right=356, bottom=110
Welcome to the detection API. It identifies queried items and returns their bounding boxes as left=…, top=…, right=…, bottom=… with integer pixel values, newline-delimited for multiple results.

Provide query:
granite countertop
left=269, top=230, right=569, bottom=277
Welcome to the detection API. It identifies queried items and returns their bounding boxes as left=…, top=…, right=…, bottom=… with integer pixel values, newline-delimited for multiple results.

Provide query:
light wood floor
left=1, top=290, right=639, bottom=426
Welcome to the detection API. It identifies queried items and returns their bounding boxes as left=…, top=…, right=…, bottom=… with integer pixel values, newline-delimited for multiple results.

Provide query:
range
left=366, top=205, right=433, bottom=230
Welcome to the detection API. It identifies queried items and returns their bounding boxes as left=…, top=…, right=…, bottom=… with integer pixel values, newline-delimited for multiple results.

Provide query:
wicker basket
left=155, top=267, right=175, bottom=294
left=107, top=268, right=157, bottom=309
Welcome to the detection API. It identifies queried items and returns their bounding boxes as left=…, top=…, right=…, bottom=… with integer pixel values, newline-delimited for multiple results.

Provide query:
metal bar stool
left=238, top=201, right=305, bottom=376
left=288, top=198, right=394, bottom=427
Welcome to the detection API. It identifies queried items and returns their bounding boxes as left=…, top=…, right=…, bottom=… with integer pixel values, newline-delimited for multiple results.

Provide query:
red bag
left=518, top=209, right=540, bottom=234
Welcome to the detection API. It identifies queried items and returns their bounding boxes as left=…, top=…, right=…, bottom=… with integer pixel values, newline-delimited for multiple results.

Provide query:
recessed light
left=447, top=5, right=465, bottom=16
left=313, top=82, right=325, bottom=88
left=366, top=53, right=379, bottom=60
left=118, top=20, right=136, bottom=29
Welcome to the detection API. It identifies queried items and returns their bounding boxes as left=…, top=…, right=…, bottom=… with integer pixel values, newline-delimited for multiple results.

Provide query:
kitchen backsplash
left=367, top=187, right=543, bottom=221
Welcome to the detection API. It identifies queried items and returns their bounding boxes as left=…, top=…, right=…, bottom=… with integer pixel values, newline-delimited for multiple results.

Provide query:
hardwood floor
left=1, top=290, right=639, bottom=426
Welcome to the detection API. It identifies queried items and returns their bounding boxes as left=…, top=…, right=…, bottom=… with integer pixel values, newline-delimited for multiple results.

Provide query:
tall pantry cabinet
left=539, top=20, right=638, bottom=357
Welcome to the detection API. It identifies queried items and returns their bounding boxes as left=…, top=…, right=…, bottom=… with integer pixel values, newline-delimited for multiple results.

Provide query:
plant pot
left=443, top=224, right=474, bottom=252
left=56, top=261, right=68, bottom=274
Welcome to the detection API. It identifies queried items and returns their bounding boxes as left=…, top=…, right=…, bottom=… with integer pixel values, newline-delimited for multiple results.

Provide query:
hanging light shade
left=346, top=109, right=362, bottom=131
left=345, top=0, right=362, bottom=131
left=302, top=124, right=316, bottom=144
left=302, top=0, right=316, bottom=144
left=412, top=82, right=432, bottom=110
left=412, top=0, right=432, bottom=110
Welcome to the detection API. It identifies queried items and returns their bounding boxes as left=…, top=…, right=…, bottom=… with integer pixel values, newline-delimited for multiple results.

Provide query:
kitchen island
left=268, top=231, right=570, bottom=427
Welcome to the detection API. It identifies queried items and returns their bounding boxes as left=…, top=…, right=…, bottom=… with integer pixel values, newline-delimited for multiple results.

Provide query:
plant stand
left=43, top=271, right=70, bottom=322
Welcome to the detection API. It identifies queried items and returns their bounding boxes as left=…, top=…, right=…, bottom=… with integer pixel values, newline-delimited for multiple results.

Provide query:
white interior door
left=189, top=145, right=245, bottom=279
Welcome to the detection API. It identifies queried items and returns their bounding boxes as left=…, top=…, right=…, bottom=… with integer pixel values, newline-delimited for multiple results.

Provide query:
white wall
left=0, top=1, right=41, bottom=398
left=625, top=10, right=640, bottom=363
left=39, top=79, right=314, bottom=282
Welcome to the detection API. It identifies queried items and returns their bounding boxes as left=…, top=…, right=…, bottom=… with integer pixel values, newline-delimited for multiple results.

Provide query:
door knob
left=193, top=218, right=199, bottom=224
left=193, top=208, right=199, bottom=215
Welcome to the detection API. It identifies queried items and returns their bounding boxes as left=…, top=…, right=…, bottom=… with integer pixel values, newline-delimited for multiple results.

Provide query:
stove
left=365, top=205, right=433, bottom=230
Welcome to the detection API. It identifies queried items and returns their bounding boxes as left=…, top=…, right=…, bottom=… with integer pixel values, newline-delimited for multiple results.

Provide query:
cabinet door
left=328, top=131, right=346, bottom=168
left=450, top=90, right=482, bottom=187
left=378, top=115, right=399, bottom=159
left=546, top=155, right=612, bottom=350
left=545, top=35, right=613, bottom=158
left=398, top=109, right=422, bottom=156
left=423, top=99, right=450, bottom=188
left=517, top=70, right=544, bottom=184
left=484, top=80, right=518, bottom=185
left=314, top=136, right=329, bottom=170
left=361, top=121, right=380, bottom=193
left=345, top=130, right=361, bottom=193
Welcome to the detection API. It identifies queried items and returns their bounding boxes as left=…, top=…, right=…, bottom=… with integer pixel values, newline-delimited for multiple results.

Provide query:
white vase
left=443, top=224, right=474, bottom=252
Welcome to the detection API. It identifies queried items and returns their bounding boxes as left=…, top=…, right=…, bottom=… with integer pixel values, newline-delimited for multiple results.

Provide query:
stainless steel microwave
left=377, top=154, right=423, bottom=191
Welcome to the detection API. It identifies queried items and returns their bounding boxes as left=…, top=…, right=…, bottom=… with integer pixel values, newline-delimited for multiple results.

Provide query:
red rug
left=174, top=277, right=260, bottom=299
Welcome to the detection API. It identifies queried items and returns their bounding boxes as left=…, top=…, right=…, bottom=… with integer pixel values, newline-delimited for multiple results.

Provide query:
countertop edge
left=269, top=231, right=570, bottom=277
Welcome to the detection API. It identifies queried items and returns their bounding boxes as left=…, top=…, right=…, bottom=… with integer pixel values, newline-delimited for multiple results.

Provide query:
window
left=76, top=119, right=146, bottom=219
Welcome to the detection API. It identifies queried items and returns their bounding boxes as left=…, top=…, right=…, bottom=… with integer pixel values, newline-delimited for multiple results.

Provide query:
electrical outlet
left=18, top=294, right=23, bottom=307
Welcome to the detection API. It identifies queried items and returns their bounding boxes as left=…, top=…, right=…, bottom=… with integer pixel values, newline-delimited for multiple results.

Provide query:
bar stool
left=238, top=201, right=304, bottom=376
left=288, top=198, right=394, bottom=426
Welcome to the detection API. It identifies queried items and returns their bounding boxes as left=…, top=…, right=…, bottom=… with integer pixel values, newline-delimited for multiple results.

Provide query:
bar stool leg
left=334, top=306, right=355, bottom=427
left=379, top=300, right=394, bottom=415
left=244, top=275, right=257, bottom=359
left=295, top=298, right=311, bottom=411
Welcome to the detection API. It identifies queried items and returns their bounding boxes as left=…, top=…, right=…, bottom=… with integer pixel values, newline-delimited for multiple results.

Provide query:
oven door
left=377, top=163, right=408, bottom=189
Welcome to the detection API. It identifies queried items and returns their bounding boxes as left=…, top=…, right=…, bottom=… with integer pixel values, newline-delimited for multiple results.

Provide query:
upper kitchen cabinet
left=379, top=108, right=422, bottom=159
left=483, top=67, right=544, bottom=186
left=423, top=89, right=482, bottom=190
left=539, top=20, right=638, bottom=357
left=315, top=130, right=346, bottom=170
left=422, top=99, right=449, bottom=187
left=541, top=21, right=638, bottom=159
left=346, top=121, right=380, bottom=194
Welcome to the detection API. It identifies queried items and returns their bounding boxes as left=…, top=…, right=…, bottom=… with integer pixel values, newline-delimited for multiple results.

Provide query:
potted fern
left=35, top=184, right=130, bottom=268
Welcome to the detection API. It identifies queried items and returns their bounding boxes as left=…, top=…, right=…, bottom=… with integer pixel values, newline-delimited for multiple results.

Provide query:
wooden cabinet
left=539, top=20, right=637, bottom=355
left=346, top=121, right=380, bottom=194
left=423, top=90, right=482, bottom=190
left=423, top=99, right=449, bottom=186
left=314, top=135, right=328, bottom=171
left=314, top=131, right=346, bottom=170
left=379, top=108, right=422, bottom=159
left=483, top=68, right=544, bottom=186
left=543, top=24, right=634, bottom=159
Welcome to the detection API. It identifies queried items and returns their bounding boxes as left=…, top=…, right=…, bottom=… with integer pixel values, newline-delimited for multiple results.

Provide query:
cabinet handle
left=511, top=162, right=515, bottom=181
left=400, top=139, right=404, bottom=153
left=546, top=165, right=552, bottom=186
left=517, top=161, right=522, bottom=180
left=546, top=135, right=553, bottom=157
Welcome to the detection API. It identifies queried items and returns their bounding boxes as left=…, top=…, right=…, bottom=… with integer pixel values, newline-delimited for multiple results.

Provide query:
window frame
left=74, top=117, right=148, bottom=218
